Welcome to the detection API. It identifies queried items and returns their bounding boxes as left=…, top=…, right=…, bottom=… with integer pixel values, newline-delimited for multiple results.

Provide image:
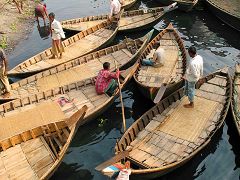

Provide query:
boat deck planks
left=8, top=21, right=117, bottom=76
left=125, top=74, right=227, bottom=169
left=0, top=138, right=55, bottom=179
left=5, top=48, right=133, bottom=99
left=0, top=102, right=65, bottom=141
left=61, top=5, right=172, bottom=32
left=137, top=33, right=179, bottom=87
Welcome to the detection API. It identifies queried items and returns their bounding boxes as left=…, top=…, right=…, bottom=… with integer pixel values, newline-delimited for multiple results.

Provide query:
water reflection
left=37, top=24, right=50, bottom=39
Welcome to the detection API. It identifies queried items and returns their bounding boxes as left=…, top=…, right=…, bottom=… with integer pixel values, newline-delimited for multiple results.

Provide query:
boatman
left=182, top=46, right=203, bottom=108
left=141, top=41, right=165, bottom=67
left=109, top=0, right=121, bottom=21
left=0, top=48, right=11, bottom=98
left=49, top=12, right=65, bottom=59
left=95, top=62, right=120, bottom=96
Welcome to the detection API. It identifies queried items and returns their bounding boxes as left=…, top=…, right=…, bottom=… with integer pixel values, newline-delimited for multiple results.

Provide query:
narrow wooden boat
left=8, top=20, right=119, bottom=77
left=0, top=104, right=87, bottom=179
left=156, top=0, right=198, bottom=12
left=133, top=23, right=187, bottom=102
left=205, top=0, right=240, bottom=32
left=61, top=4, right=177, bottom=32
left=231, top=64, right=240, bottom=135
left=0, top=63, right=138, bottom=126
left=0, top=31, right=153, bottom=102
left=111, top=69, right=231, bottom=179
left=122, top=0, right=137, bottom=9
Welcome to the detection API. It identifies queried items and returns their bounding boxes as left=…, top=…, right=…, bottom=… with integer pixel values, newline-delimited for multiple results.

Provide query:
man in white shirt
left=109, top=0, right=121, bottom=21
left=183, top=46, right=203, bottom=108
left=49, top=12, right=65, bottom=59
left=141, top=41, right=165, bottom=67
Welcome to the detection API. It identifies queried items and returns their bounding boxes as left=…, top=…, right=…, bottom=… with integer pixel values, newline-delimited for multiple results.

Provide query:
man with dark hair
left=95, top=62, right=120, bottom=96
left=49, top=12, right=65, bottom=59
left=182, top=46, right=203, bottom=108
left=0, top=48, right=10, bottom=97
left=141, top=41, right=165, bottom=67
left=35, top=2, right=48, bottom=26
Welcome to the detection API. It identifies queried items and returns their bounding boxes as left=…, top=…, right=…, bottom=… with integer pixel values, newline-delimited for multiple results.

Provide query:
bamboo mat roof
left=0, top=101, right=65, bottom=141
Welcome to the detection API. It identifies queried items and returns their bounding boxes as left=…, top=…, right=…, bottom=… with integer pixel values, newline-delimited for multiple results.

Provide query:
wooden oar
left=114, top=59, right=127, bottom=132
left=153, top=83, right=167, bottom=104
left=95, top=150, right=129, bottom=171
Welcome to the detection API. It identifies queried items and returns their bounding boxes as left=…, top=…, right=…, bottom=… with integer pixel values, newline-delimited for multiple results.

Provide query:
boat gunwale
left=61, top=6, right=169, bottom=32
left=231, top=69, right=240, bottom=136
left=206, top=0, right=240, bottom=19
left=133, top=23, right=187, bottom=92
left=115, top=69, right=232, bottom=175
left=8, top=20, right=119, bottom=77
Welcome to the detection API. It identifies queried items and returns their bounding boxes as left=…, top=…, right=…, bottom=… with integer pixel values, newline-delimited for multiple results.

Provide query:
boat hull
left=156, top=0, right=197, bottom=12
left=205, top=0, right=240, bottom=32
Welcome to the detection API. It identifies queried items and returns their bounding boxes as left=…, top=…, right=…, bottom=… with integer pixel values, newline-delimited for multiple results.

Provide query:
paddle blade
left=153, top=84, right=167, bottom=104
left=95, top=150, right=129, bottom=171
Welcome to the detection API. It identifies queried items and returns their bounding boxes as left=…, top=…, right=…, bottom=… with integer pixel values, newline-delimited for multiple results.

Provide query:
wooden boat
left=0, top=63, right=138, bottom=126
left=61, top=4, right=178, bottom=33
left=8, top=20, right=119, bottom=77
left=133, top=23, right=187, bottom=102
left=231, top=64, right=240, bottom=135
left=0, top=103, right=87, bottom=179
left=111, top=69, right=231, bottom=179
left=0, top=31, right=153, bottom=102
left=122, top=0, right=137, bottom=9
left=156, top=0, right=198, bottom=12
left=205, top=0, right=240, bottom=32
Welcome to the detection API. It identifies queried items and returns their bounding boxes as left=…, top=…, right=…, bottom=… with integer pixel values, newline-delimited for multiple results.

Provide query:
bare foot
left=183, top=103, right=194, bottom=108
left=59, top=54, right=62, bottom=59
left=49, top=55, right=56, bottom=59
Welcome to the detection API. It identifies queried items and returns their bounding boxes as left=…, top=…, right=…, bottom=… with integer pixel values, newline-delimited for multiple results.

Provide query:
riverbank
left=0, top=0, right=35, bottom=54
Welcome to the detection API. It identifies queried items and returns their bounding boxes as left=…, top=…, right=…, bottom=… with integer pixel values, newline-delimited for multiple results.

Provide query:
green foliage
left=10, top=23, right=17, bottom=32
left=98, top=118, right=108, bottom=127
left=0, top=35, right=8, bottom=49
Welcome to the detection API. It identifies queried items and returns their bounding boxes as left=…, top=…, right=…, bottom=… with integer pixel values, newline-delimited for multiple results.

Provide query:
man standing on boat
left=109, top=0, right=121, bottom=21
left=49, top=12, right=65, bottom=59
left=0, top=48, right=11, bottom=98
left=183, top=46, right=203, bottom=108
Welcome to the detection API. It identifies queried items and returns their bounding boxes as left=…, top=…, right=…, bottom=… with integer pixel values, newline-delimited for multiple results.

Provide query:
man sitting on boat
left=182, top=46, right=203, bottom=108
left=141, top=42, right=165, bottom=67
left=109, top=0, right=121, bottom=21
left=95, top=62, right=120, bottom=96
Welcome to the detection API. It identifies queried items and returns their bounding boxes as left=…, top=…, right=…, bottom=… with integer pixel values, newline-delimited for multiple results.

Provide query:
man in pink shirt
left=95, top=62, right=120, bottom=96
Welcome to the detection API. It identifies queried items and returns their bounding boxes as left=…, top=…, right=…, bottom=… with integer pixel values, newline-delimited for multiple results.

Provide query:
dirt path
left=0, top=0, right=36, bottom=54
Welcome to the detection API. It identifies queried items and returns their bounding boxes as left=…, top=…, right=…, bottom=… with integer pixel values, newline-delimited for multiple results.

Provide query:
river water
left=8, top=0, right=240, bottom=179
